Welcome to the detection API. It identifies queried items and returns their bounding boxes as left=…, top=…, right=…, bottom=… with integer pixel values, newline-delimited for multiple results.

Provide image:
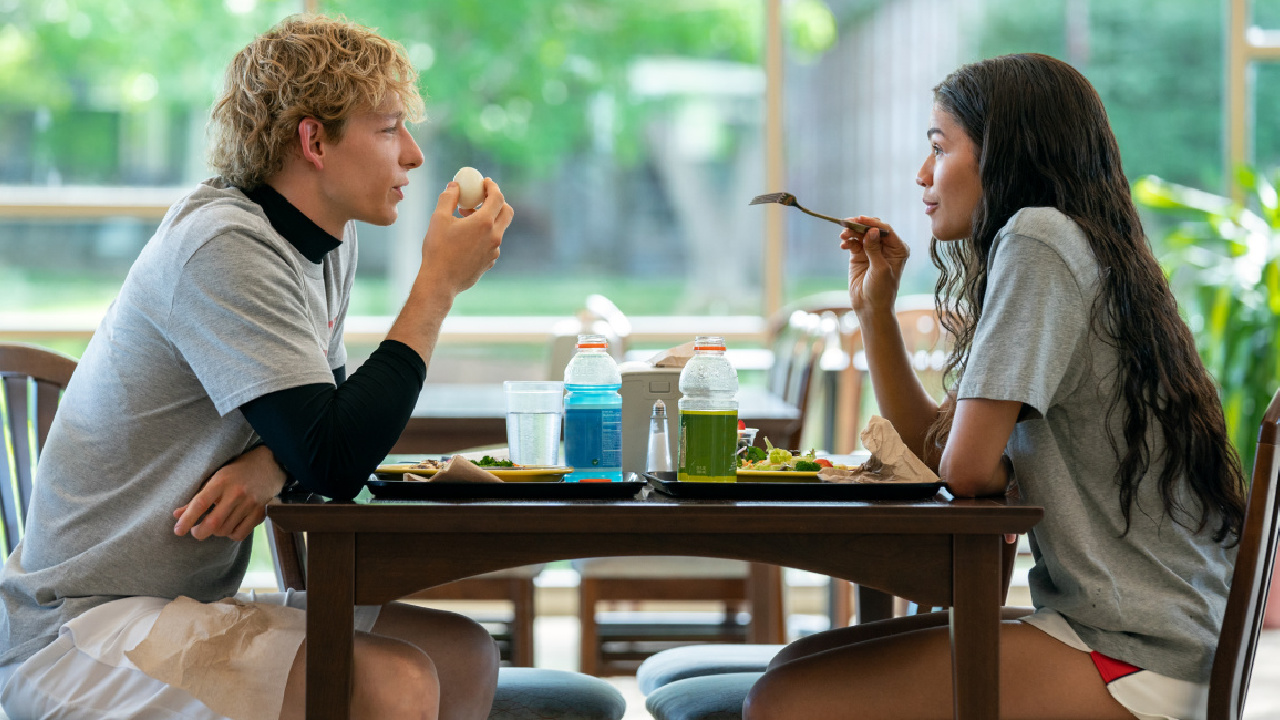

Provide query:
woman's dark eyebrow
left=927, top=128, right=944, bottom=140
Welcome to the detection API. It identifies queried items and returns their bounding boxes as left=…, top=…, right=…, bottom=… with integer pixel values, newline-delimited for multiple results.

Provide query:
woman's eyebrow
left=927, top=128, right=944, bottom=140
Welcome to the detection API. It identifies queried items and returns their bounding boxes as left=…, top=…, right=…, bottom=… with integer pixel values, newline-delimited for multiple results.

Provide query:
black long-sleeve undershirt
left=240, top=339, right=425, bottom=500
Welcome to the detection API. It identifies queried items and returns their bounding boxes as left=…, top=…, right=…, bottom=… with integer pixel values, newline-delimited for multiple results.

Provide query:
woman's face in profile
left=917, top=103, right=982, bottom=241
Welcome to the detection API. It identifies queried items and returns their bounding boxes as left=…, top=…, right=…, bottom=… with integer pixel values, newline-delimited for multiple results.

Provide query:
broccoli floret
left=744, top=446, right=767, bottom=463
left=794, top=460, right=821, bottom=472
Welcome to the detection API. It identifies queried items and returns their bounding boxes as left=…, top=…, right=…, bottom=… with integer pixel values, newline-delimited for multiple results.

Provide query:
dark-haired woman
left=744, top=53, right=1245, bottom=720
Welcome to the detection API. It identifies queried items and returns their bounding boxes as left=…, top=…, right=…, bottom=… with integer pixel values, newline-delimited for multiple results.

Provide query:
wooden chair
left=1209, top=386, right=1280, bottom=718
left=0, top=343, right=77, bottom=555
left=831, top=294, right=950, bottom=455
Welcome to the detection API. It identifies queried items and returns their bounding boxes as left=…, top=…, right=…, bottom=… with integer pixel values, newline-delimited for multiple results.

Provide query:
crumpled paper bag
left=124, top=595, right=306, bottom=720
left=649, top=341, right=697, bottom=368
left=424, top=454, right=503, bottom=483
left=819, top=416, right=942, bottom=484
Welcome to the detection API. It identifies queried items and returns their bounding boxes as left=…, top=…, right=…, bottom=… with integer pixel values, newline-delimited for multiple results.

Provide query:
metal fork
left=749, top=192, right=873, bottom=233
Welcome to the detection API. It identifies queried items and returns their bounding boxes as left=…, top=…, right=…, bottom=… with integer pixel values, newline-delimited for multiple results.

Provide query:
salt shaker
left=646, top=399, right=673, bottom=478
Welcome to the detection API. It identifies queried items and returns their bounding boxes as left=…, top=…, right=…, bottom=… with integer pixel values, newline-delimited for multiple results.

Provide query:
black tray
left=645, top=474, right=943, bottom=501
left=367, top=478, right=648, bottom=500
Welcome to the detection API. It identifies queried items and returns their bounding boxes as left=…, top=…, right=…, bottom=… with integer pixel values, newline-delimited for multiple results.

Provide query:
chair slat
left=0, top=376, right=30, bottom=556
left=34, top=380, right=61, bottom=453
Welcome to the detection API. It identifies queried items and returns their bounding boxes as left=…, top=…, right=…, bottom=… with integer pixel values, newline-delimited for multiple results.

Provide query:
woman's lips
left=924, top=201, right=938, bottom=215
left=393, top=186, right=404, bottom=200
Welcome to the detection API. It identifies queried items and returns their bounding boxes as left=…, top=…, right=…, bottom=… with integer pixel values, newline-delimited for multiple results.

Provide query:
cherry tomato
left=814, top=458, right=833, bottom=467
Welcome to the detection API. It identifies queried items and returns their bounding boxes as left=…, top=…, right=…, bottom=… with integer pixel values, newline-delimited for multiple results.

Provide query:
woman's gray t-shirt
left=956, top=206, right=1234, bottom=682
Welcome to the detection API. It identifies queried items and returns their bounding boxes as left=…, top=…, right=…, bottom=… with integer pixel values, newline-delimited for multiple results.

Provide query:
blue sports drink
left=563, top=335, right=624, bottom=482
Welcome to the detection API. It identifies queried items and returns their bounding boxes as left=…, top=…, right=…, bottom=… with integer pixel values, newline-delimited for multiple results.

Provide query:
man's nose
left=402, top=129, right=424, bottom=169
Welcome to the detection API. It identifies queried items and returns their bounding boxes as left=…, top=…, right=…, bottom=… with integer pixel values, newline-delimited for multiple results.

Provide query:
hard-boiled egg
left=453, top=166, right=485, bottom=209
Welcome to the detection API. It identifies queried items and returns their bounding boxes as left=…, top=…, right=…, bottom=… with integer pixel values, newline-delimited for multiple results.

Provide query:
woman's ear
left=297, top=118, right=326, bottom=170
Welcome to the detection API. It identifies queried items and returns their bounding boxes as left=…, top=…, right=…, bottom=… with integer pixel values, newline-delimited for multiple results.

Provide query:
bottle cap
left=651, top=399, right=666, bottom=417
left=693, top=335, right=726, bottom=351
left=576, top=333, right=609, bottom=349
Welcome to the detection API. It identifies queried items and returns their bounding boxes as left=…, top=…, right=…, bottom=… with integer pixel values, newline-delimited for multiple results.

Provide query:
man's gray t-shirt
left=957, top=206, right=1234, bottom=682
left=0, top=178, right=356, bottom=666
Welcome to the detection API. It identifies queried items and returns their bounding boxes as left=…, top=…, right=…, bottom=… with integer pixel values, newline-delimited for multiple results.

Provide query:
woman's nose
left=916, top=158, right=931, bottom=187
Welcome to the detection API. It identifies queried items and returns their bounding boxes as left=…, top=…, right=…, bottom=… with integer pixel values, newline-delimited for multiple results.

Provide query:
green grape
left=768, top=447, right=793, bottom=466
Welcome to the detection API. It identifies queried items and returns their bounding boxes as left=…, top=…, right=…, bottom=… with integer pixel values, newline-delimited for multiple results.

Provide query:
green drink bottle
left=677, top=336, right=739, bottom=483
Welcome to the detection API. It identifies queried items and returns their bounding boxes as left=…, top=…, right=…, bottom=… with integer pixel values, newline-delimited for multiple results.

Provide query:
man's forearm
left=386, top=278, right=456, bottom=367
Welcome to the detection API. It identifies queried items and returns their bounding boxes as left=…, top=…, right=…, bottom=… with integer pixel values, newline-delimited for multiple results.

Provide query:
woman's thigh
left=746, top=620, right=1133, bottom=720
left=769, top=607, right=1033, bottom=670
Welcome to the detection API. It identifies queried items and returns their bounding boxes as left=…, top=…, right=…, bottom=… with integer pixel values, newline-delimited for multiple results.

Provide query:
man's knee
left=357, top=637, right=439, bottom=704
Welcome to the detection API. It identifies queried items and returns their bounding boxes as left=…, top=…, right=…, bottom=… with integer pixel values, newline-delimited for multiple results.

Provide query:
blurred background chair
left=830, top=294, right=949, bottom=456
left=0, top=342, right=77, bottom=556
left=573, top=304, right=836, bottom=676
left=548, top=295, right=631, bottom=380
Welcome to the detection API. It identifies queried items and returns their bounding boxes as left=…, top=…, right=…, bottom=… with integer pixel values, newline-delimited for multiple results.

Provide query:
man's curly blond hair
left=208, top=14, right=425, bottom=189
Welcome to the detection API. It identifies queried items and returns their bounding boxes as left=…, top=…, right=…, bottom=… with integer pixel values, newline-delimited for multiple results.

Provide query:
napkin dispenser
left=620, top=365, right=682, bottom=477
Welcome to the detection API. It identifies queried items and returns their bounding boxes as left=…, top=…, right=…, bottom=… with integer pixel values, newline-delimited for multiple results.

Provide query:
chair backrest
left=835, top=295, right=952, bottom=452
left=1208, top=388, right=1280, bottom=719
left=764, top=310, right=829, bottom=450
left=0, top=343, right=77, bottom=557
left=547, top=294, right=630, bottom=380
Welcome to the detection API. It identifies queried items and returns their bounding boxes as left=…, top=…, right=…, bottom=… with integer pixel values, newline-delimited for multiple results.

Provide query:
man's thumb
left=435, top=182, right=461, bottom=214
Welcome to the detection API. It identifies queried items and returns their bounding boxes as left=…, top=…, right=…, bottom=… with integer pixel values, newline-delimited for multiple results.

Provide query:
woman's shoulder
left=999, top=206, right=1086, bottom=246
left=994, top=207, right=1097, bottom=279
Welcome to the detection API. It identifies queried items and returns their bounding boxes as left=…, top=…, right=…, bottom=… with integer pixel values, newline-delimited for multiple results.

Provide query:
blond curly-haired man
left=0, top=15, right=510, bottom=720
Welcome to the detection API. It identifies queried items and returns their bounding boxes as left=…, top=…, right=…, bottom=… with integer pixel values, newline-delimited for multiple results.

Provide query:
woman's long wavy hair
left=925, top=53, right=1245, bottom=543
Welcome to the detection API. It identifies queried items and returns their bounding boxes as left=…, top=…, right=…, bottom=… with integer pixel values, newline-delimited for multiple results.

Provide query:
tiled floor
left=534, top=616, right=1280, bottom=719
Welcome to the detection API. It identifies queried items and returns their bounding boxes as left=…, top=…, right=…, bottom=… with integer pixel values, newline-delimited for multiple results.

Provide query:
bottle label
left=678, top=410, right=738, bottom=483
left=564, top=407, right=622, bottom=471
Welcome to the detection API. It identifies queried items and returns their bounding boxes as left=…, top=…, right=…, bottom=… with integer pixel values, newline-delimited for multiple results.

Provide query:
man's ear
left=298, top=118, right=326, bottom=170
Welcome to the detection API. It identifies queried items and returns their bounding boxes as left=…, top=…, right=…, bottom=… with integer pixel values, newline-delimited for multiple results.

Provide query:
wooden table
left=268, top=488, right=1041, bottom=720
left=390, top=383, right=800, bottom=455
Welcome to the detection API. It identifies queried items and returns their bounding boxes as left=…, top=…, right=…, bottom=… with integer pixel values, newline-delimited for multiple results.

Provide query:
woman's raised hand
left=841, top=216, right=909, bottom=317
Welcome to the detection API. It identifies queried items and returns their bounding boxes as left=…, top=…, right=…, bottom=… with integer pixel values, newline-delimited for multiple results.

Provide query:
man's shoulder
left=169, top=178, right=268, bottom=233
left=158, top=179, right=288, bottom=261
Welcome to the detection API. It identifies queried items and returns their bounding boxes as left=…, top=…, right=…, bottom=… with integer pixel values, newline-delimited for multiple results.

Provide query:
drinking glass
left=503, top=381, right=564, bottom=466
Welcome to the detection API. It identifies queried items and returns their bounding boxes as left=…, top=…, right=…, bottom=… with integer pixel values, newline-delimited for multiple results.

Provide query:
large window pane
left=0, top=0, right=301, bottom=319
left=320, top=0, right=767, bottom=319
left=782, top=0, right=1225, bottom=303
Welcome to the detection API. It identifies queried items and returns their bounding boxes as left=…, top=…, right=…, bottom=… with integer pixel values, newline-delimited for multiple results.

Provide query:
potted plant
left=1135, top=168, right=1280, bottom=624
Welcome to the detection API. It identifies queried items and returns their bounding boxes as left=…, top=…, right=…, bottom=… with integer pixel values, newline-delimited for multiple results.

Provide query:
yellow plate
left=736, top=469, right=821, bottom=483
left=375, top=465, right=573, bottom=483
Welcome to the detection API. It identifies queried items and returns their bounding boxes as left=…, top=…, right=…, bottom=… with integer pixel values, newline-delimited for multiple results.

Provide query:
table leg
left=306, top=532, right=356, bottom=720
left=950, top=534, right=1002, bottom=720
left=747, top=563, right=786, bottom=644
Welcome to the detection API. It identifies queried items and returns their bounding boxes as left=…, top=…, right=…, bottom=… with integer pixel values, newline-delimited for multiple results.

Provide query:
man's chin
left=363, top=210, right=398, bottom=227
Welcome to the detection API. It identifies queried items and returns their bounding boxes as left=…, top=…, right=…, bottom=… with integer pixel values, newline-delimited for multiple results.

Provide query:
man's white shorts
left=0, top=591, right=380, bottom=720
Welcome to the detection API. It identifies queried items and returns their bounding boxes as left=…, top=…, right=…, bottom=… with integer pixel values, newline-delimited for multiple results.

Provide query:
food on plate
left=738, top=438, right=847, bottom=472
left=453, top=166, right=485, bottom=209
left=476, top=455, right=514, bottom=467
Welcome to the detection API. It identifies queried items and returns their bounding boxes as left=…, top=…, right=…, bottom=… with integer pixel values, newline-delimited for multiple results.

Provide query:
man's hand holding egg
left=453, top=166, right=486, bottom=212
